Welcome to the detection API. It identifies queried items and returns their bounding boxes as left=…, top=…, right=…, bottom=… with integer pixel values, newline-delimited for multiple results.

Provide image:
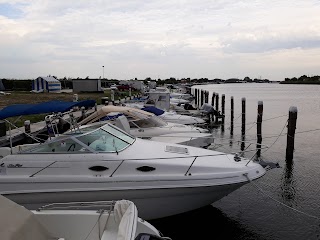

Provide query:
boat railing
left=36, top=200, right=116, bottom=211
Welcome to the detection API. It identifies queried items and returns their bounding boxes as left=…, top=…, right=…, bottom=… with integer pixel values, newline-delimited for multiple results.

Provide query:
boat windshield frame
left=20, top=124, right=136, bottom=154
left=129, top=115, right=167, bottom=129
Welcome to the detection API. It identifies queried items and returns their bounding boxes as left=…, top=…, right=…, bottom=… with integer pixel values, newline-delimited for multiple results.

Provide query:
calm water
left=150, top=83, right=320, bottom=240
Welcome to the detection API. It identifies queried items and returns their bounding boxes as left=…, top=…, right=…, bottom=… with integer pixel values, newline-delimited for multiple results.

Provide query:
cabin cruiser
left=124, top=104, right=205, bottom=125
left=79, top=106, right=207, bottom=137
left=78, top=105, right=212, bottom=148
left=0, top=123, right=266, bottom=220
left=0, top=195, right=166, bottom=240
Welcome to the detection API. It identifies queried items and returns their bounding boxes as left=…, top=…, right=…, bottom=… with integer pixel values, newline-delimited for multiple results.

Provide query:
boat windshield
left=129, top=115, right=167, bottom=128
left=23, top=124, right=135, bottom=154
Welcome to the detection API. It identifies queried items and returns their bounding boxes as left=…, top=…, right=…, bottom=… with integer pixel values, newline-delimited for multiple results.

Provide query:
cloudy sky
left=0, top=0, right=319, bottom=80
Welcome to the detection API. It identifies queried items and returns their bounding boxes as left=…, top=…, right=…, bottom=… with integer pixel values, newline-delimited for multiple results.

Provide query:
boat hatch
left=22, top=124, right=135, bottom=154
left=165, top=145, right=189, bottom=154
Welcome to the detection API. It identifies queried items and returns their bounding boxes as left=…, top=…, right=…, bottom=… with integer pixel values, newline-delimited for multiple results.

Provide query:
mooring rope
left=261, top=119, right=288, bottom=154
left=230, top=114, right=288, bottom=129
left=245, top=175, right=320, bottom=221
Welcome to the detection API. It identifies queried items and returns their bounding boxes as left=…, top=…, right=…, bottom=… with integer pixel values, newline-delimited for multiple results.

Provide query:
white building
left=32, top=76, right=61, bottom=93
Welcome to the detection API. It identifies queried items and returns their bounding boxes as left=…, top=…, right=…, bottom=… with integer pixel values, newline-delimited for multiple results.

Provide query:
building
left=118, top=80, right=145, bottom=91
left=32, top=76, right=61, bottom=93
left=72, top=78, right=103, bottom=93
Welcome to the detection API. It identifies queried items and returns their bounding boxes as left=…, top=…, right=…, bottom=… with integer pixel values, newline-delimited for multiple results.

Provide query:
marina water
left=150, top=83, right=320, bottom=240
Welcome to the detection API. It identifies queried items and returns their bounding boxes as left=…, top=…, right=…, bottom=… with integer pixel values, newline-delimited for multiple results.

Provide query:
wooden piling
left=24, top=120, right=31, bottom=134
left=286, top=106, right=298, bottom=162
left=81, top=107, right=86, bottom=119
left=221, top=94, right=225, bottom=123
left=215, top=94, right=219, bottom=112
left=194, top=88, right=198, bottom=107
left=211, top=92, right=215, bottom=107
left=257, top=101, right=263, bottom=157
left=205, top=91, right=209, bottom=104
left=241, top=98, right=246, bottom=136
left=230, top=96, right=234, bottom=136
left=200, top=90, right=204, bottom=107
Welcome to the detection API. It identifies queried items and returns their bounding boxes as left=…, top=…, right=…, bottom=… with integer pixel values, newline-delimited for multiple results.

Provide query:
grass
left=0, top=89, right=141, bottom=128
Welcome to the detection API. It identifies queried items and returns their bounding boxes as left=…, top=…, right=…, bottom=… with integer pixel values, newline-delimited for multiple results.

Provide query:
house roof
left=37, top=76, right=60, bottom=83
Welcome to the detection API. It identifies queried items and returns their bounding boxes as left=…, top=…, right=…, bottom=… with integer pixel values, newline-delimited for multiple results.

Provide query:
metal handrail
left=37, top=200, right=116, bottom=211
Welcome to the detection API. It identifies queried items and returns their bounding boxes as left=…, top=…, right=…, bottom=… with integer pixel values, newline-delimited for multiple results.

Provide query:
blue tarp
left=100, top=113, right=124, bottom=121
left=0, top=100, right=96, bottom=120
left=141, top=106, right=164, bottom=116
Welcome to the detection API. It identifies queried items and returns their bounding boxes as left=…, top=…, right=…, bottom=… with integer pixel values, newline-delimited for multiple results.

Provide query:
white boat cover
left=0, top=195, right=53, bottom=240
left=79, top=105, right=153, bottom=125
left=114, top=200, right=138, bottom=240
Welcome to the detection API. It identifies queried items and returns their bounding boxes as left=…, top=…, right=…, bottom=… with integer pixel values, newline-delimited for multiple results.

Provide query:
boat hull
left=3, top=183, right=245, bottom=220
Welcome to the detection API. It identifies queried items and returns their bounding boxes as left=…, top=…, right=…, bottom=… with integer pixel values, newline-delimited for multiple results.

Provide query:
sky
left=0, top=0, right=320, bottom=81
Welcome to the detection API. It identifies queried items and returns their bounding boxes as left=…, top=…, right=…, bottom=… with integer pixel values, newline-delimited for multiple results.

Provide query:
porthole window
left=89, top=166, right=109, bottom=172
left=136, top=166, right=156, bottom=172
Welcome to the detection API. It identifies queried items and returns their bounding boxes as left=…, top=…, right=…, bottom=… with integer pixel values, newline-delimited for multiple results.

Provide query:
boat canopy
left=0, top=100, right=96, bottom=120
left=79, top=105, right=154, bottom=125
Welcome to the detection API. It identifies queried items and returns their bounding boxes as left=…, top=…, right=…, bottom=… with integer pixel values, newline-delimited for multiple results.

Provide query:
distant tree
left=244, top=76, right=252, bottom=82
left=298, top=75, right=307, bottom=81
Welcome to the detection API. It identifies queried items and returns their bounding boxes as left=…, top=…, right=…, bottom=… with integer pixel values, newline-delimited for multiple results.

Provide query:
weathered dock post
left=230, top=96, right=234, bottom=136
left=204, top=91, right=208, bottom=104
left=24, top=120, right=32, bottom=144
left=211, top=92, right=215, bottom=107
left=215, top=94, right=219, bottom=112
left=81, top=106, right=86, bottom=119
left=194, top=88, right=198, bottom=107
left=241, top=98, right=246, bottom=152
left=197, top=88, right=200, bottom=109
left=200, top=90, right=204, bottom=108
left=215, top=94, right=219, bottom=123
left=24, top=120, right=31, bottom=134
left=241, top=98, right=246, bottom=136
left=286, top=106, right=298, bottom=162
left=221, top=94, right=225, bottom=124
left=256, top=101, right=263, bottom=157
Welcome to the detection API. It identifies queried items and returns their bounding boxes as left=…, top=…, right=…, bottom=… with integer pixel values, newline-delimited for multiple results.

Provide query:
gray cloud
left=0, top=0, right=320, bottom=80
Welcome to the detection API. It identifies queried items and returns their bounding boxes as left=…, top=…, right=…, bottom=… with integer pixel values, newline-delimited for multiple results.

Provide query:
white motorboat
left=124, top=103, right=205, bottom=125
left=0, top=195, right=166, bottom=240
left=78, top=105, right=212, bottom=148
left=0, top=123, right=266, bottom=220
left=140, top=106, right=205, bottom=125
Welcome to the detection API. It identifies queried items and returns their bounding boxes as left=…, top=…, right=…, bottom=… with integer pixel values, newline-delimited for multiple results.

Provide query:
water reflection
left=281, top=161, right=297, bottom=204
left=241, top=135, right=246, bottom=153
left=150, top=205, right=265, bottom=240
left=221, top=123, right=225, bottom=136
